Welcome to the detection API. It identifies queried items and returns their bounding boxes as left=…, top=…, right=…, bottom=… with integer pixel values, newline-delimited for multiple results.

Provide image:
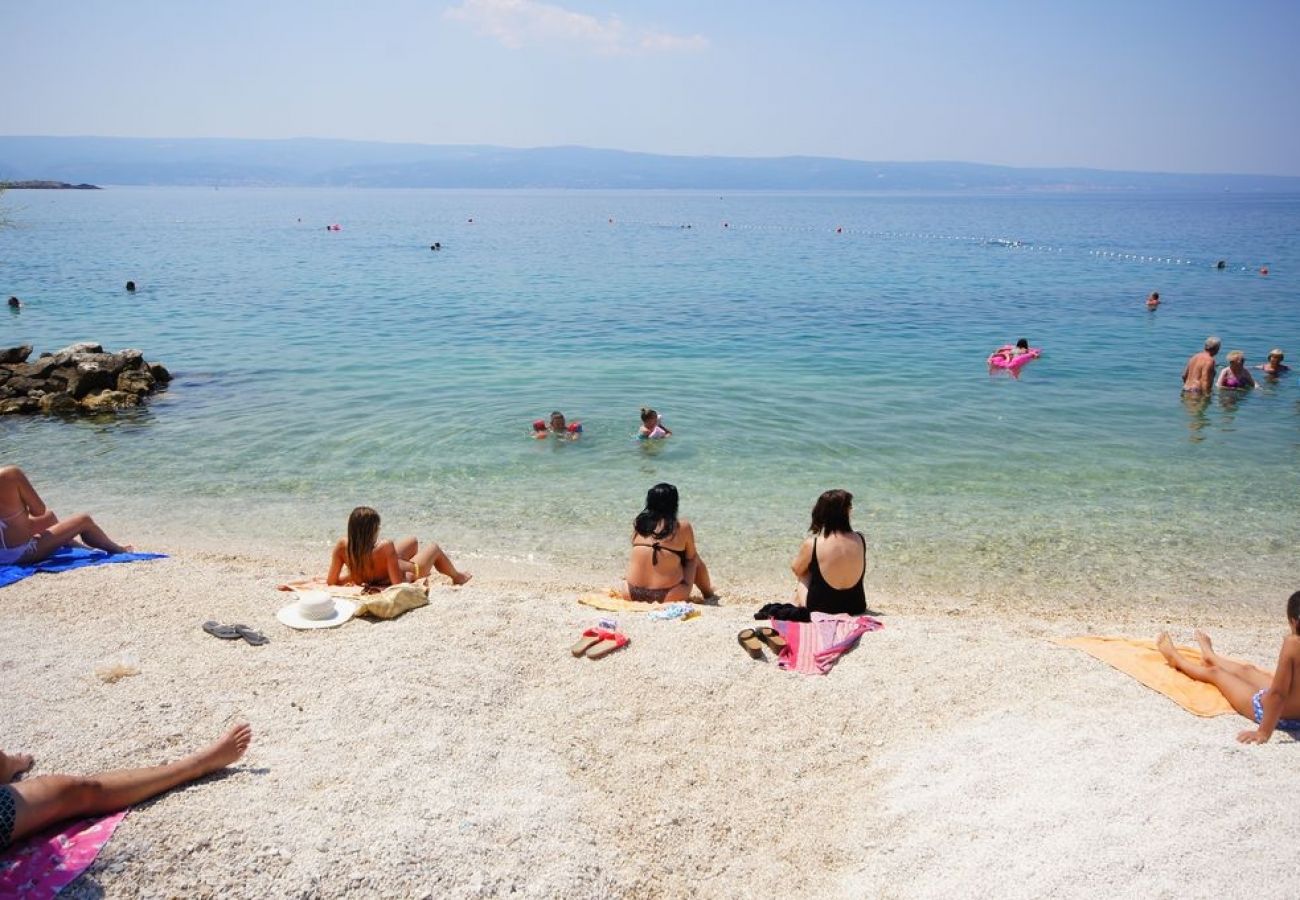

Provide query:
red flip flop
left=571, top=628, right=603, bottom=657
left=585, top=630, right=629, bottom=659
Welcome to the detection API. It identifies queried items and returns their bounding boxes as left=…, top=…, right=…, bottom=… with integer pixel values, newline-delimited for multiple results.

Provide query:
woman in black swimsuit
left=790, top=489, right=867, bottom=615
left=622, top=483, right=716, bottom=603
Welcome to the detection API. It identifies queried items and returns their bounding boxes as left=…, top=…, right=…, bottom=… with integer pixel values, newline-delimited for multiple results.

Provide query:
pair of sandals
left=202, top=620, right=270, bottom=646
left=737, top=626, right=787, bottom=659
left=571, top=628, right=629, bottom=659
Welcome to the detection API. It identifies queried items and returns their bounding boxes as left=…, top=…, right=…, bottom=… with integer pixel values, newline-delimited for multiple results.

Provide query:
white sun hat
left=276, top=590, right=357, bottom=630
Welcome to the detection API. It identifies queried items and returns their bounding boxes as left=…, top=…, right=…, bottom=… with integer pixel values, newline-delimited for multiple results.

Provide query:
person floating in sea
left=1156, top=591, right=1300, bottom=744
left=990, top=338, right=1033, bottom=365
left=1215, top=260, right=1227, bottom=270
left=1216, top=350, right=1257, bottom=390
left=621, top=482, right=716, bottom=604
left=326, top=505, right=471, bottom=587
left=430, top=242, right=441, bottom=251
left=125, top=281, right=136, bottom=292
left=0, top=465, right=133, bottom=566
left=1146, top=291, right=1160, bottom=310
left=1, top=724, right=253, bottom=851
left=1256, top=348, right=1290, bottom=377
left=1181, top=336, right=1220, bottom=395
left=532, top=410, right=581, bottom=440
left=6, top=296, right=19, bottom=309
left=638, top=408, right=671, bottom=440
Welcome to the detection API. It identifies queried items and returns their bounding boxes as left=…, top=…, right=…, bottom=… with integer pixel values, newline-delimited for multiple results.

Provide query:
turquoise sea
left=2, top=188, right=1297, bottom=605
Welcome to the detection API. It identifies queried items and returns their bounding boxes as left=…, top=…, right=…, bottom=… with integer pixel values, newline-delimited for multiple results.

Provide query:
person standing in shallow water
left=1146, top=291, right=1160, bottom=309
left=1181, top=336, right=1220, bottom=394
left=790, top=489, right=868, bottom=615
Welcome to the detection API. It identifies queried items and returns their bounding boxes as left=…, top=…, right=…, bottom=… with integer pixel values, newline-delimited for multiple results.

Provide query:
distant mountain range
left=2, top=136, right=1297, bottom=192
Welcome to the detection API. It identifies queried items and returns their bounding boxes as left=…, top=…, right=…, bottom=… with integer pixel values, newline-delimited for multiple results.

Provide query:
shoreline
left=4, top=541, right=1297, bottom=897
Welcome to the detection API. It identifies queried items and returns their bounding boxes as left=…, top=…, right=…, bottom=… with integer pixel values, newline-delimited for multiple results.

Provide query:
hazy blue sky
left=4, top=0, right=1298, bottom=174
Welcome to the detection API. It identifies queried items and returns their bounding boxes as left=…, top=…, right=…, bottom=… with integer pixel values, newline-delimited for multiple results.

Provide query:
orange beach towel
left=1053, top=636, right=1236, bottom=717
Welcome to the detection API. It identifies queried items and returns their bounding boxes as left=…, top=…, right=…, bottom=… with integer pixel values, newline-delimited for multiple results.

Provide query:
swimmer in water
left=1256, top=349, right=1290, bottom=377
left=7, top=296, right=19, bottom=309
left=533, top=411, right=580, bottom=441
left=1146, top=291, right=1160, bottom=309
left=125, top=281, right=136, bottom=292
left=1216, top=350, right=1257, bottom=391
left=1182, top=336, right=1220, bottom=395
left=638, top=408, right=671, bottom=440
left=991, top=338, right=1032, bottom=364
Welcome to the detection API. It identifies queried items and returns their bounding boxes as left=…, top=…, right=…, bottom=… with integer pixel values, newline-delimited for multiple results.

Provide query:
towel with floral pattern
left=0, top=811, right=127, bottom=898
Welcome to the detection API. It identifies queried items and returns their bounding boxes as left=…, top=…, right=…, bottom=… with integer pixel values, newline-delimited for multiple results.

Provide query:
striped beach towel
left=771, top=612, right=884, bottom=675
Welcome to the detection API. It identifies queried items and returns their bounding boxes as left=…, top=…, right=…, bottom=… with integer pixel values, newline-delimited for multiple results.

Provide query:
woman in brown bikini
left=621, top=483, right=716, bottom=603
left=326, top=506, right=471, bottom=588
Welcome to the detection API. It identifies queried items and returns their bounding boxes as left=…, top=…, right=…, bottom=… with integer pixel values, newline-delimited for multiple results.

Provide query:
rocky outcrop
left=0, top=343, right=170, bottom=415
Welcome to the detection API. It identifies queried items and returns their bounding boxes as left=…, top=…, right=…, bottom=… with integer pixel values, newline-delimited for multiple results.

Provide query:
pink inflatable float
left=987, top=345, right=1041, bottom=370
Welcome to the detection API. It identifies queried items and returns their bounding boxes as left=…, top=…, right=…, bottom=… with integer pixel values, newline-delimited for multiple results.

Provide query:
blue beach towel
left=0, top=546, right=166, bottom=589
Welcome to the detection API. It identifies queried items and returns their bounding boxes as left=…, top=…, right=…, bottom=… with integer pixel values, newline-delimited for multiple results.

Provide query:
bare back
left=1181, top=351, right=1217, bottom=393
left=811, top=531, right=867, bottom=589
left=625, top=520, right=695, bottom=589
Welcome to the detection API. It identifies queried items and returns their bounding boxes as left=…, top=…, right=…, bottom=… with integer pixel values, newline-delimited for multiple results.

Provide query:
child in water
left=1157, top=590, right=1300, bottom=744
left=991, top=338, right=1032, bottom=364
left=532, top=411, right=581, bottom=440
left=638, top=408, right=671, bottom=440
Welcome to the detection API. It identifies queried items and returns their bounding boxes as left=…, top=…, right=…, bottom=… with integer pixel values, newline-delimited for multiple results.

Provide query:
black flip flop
left=232, top=624, right=270, bottom=646
left=755, top=626, right=788, bottom=654
left=202, top=620, right=241, bottom=640
left=737, top=628, right=764, bottom=660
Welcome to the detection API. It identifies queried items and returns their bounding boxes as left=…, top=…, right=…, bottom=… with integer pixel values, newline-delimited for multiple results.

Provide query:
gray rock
left=53, top=341, right=103, bottom=357
left=117, top=369, right=155, bottom=394
left=66, top=364, right=116, bottom=399
left=39, top=392, right=79, bottom=414
left=0, top=397, right=38, bottom=414
left=0, top=345, right=32, bottom=364
left=81, top=390, right=140, bottom=411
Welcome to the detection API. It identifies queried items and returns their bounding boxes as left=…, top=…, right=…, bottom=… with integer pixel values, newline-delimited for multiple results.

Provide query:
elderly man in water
left=1181, top=335, right=1220, bottom=395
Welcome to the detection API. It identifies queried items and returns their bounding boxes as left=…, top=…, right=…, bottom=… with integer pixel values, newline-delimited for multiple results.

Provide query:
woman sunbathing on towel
left=1157, top=590, right=1300, bottom=744
left=327, top=506, right=471, bottom=588
left=621, top=483, right=716, bottom=603
left=0, top=465, right=131, bottom=566
left=0, top=723, right=252, bottom=850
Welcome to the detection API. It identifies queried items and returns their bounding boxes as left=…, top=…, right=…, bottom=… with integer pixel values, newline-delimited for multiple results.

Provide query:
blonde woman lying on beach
left=1157, top=590, right=1300, bottom=744
left=327, top=506, right=472, bottom=588
left=0, top=465, right=131, bottom=566
left=621, top=483, right=716, bottom=603
left=1, top=724, right=251, bottom=851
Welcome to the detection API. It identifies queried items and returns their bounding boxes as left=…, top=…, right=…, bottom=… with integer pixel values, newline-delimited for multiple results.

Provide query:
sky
left=3, top=0, right=1299, bottom=175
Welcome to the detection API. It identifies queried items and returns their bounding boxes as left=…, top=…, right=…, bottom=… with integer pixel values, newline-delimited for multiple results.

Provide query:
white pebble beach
left=4, top=531, right=1299, bottom=899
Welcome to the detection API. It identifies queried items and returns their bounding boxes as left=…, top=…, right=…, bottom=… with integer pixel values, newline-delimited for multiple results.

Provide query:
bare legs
left=394, top=536, right=472, bottom=586
left=692, top=557, right=717, bottom=600
left=1156, top=632, right=1270, bottom=720
left=22, top=512, right=131, bottom=562
left=6, top=724, right=252, bottom=845
left=0, top=750, right=34, bottom=784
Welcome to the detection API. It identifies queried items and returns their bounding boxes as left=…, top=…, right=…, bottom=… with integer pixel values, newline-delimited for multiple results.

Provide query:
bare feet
left=452, top=572, right=473, bottom=586
left=1194, top=629, right=1218, bottom=665
left=189, top=723, right=253, bottom=776
left=1156, top=632, right=1181, bottom=669
left=0, top=750, right=34, bottom=783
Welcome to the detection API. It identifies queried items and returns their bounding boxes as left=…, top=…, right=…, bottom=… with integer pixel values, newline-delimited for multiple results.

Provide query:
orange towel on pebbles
left=1053, top=636, right=1236, bottom=717
left=577, top=589, right=660, bottom=613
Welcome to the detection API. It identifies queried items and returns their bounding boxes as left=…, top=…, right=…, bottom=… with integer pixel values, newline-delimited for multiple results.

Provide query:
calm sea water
left=2, top=188, right=1297, bottom=605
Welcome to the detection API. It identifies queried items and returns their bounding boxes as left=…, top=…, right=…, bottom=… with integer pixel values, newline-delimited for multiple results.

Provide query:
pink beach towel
left=0, top=810, right=127, bottom=898
left=771, top=613, right=884, bottom=675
